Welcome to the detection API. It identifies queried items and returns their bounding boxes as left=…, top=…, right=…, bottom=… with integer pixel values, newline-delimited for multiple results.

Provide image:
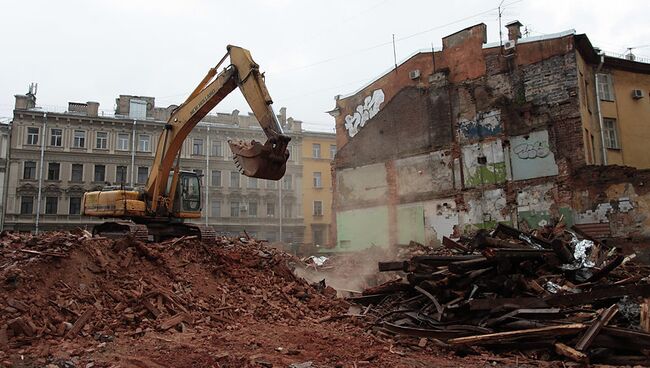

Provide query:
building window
left=50, top=128, right=62, bottom=147
left=313, top=200, right=323, bottom=216
left=266, top=202, right=275, bottom=217
left=116, top=165, right=127, bottom=184
left=329, top=144, right=337, bottom=158
left=26, top=127, right=39, bottom=145
left=603, top=118, right=620, bottom=149
left=211, top=199, right=221, bottom=217
left=287, top=145, right=294, bottom=161
left=283, top=203, right=292, bottom=218
left=192, top=138, right=204, bottom=155
left=598, top=74, right=615, bottom=101
left=23, top=161, right=36, bottom=180
left=96, top=132, right=108, bottom=149
left=230, top=200, right=240, bottom=217
left=313, top=229, right=324, bottom=246
left=248, top=177, right=258, bottom=189
left=230, top=171, right=240, bottom=188
left=211, top=141, right=223, bottom=156
left=94, top=164, right=106, bottom=182
left=211, top=170, right=221, bottom=187
left=20, top=196, right=33, bottom=214
left=47, top=162, right=60, bottom=181
left=117, top=133, right=130, bottom=151
left=137, top=167, right=149, bottom=184
left=73, top=130, right=86, bottom=148
left=45, top=197, right=58, bottom=215
left=129, top=99, right=147, bottom=119
left=69, top=197, right=81, bottom=215
left=138, top=134, right=151, bottom=152
left=312, top=143, right=321, bottom=158
left=248, top=201, right=257, bottom=217
left=313, top=172, right=322, bottom=188
left=282, top=174, right=292, bottom=190
left=266, top=180, right=277, bottom=189
left=71, top=164, right=83, bottom=182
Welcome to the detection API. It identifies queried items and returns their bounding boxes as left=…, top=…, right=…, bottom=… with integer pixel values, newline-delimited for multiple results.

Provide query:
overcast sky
left=1, top=0, right=649, bottom=131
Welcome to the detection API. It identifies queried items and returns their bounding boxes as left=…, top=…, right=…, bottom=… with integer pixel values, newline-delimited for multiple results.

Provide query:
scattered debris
left=354, top=223, right=650, bottom=364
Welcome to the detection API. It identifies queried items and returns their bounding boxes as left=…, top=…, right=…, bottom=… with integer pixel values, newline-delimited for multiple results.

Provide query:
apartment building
left=301, top=131, right=336, bottom=248
left=5, top=92, right=305, bottom=243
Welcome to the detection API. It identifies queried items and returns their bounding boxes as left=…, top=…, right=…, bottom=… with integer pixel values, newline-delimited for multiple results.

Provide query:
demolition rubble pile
left=355, top=223, right=650, bottom=365
left=0, top=230, right=345, bottom=352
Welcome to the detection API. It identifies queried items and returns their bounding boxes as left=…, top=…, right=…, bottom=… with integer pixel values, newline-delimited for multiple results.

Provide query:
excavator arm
left=145, top=45, right=290, bottom=214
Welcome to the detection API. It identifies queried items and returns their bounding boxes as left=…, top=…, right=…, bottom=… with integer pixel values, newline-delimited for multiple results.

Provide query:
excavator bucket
left=229, top=138, right=290, bottom=180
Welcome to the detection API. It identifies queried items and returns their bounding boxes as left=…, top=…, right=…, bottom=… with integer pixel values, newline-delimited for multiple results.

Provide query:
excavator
left=82, top=45, right=291, bottom=241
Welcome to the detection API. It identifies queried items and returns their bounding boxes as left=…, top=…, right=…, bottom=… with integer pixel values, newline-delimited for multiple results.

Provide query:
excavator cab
left=169, top=171, right=202, bottom=216
left=229, top=135, right=290, bottom=181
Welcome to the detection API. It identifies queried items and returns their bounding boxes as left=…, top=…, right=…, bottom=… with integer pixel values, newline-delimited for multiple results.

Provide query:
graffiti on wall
left=457, top=109, right=502, bottom=142
left=462, top=139, right=506, bottom=188
left=344, top=89, right=385, bottom=137
left=510, top=130, right=558, bottom=181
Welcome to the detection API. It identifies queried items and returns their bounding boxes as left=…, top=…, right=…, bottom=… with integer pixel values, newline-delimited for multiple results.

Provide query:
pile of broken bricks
left=352, top=223, right=650, bottom=365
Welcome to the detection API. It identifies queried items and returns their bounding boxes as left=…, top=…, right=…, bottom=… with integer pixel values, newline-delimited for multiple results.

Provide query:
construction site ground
left=0, top=231, right=625, bottom=367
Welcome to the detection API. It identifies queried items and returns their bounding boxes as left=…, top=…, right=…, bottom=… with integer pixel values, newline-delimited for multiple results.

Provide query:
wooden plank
left=585, top=255, right=624, bottom=283
left=66, top=307, right=94, bottom=338
left=641, top=298, right=650, bottom=333
left=442, top=236, right=468, bottom=252
left=159, top=312, right=193, bottom=331
left=469, top=297, right=548, bottom=311
left=493, top=223, right=551, bottom=249
left=18, top=249, right=66, bottom=257
left=378, top=261, right=407, bottom=272
left=142, top=299, right=162, bottom=319
left=575, top=304, right=618, bottom=351
left=448, top=323, right=586, bottom=345
left=555, top=342, right=588, bottom=363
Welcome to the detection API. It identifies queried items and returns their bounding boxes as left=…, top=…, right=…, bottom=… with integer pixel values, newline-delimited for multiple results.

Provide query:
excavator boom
left=146, top=45, right=290, bottom=213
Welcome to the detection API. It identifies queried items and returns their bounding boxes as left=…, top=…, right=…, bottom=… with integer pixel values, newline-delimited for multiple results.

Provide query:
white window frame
left=73, top=130, right=86, bottom=148
left=313, top=172, right=322, bottom=188
left=598, top=73, right=615, bottom=101
left=312, top=143, right=321, bottom=158
left=117, top=133, right=130, bottom=151
left=138, top=134, right=151, bottom=152
left=313, top=200, right=323, bottom=216
left=50, top=128, right=63, bottom=147
left=96, top=131, right=108, bottom=149
left=26, top=127, right=39, bottom=145
left=603, top=118, right=620, bottom=149
left=192, top=138, right=204, bottom=155
left=329, top=144, right=337, bottom=158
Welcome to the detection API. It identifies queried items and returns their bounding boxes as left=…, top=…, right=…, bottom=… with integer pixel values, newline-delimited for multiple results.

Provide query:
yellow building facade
left=301, top=131, right=336, bottom=247
left=577, top=39, right=650, bottom=169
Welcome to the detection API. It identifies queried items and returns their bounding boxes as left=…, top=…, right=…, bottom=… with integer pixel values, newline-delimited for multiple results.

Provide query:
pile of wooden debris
left=353, top=223, right=650, bottom=365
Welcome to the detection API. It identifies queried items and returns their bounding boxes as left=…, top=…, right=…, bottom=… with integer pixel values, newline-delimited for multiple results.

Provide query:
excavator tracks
left=187, top=224, right=217, bottom=242
left=93, top=221, right=150, bottom=242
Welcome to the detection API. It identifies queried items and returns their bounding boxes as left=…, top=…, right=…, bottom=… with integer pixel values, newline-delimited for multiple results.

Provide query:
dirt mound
left=0, top=232, right=344, bottom=358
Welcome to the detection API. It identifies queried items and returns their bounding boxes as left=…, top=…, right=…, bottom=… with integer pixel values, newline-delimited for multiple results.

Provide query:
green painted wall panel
left=397, top=206, right=425, bottom=244
left=336, top=206, right=389, bottom=251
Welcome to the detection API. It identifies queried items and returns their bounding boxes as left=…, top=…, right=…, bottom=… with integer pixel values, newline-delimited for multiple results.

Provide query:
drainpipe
left=130, top=119, right=137, bottom=185
left=594, top=53, right=607, bottom=165
left=35, top=113, right=47, bottom=234
left=205, top=125, right=209, bottom=225
left=1, top=123, right=13, bottom=231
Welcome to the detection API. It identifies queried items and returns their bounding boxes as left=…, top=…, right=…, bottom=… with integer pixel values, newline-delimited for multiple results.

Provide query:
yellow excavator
left=82, top=46, right=291, bottom=241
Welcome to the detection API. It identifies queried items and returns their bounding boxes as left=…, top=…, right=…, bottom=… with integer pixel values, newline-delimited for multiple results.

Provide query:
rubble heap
left=354, top=223, right=650, bottom=365
left=0, top=231, right=344, bottom=352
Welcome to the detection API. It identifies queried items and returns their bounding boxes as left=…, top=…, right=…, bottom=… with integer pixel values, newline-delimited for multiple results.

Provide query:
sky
left=1, top=0, right=649, bottom=132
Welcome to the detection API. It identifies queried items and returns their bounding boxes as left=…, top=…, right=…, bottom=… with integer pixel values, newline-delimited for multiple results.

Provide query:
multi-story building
left=301, top=131, right=336, bottom=248
left=5, top=92, right=305, bottom=243
left=329, top=21, right=650, bottom=251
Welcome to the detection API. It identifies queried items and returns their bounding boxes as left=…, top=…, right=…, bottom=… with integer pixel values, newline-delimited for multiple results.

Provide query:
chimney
left=506, top=20, right=523, bottom=41
left=14, top=94, right=36, bottom=110
left=86, top=101, right=99, bottom=117
left=279, top=107, right=287, bottom=125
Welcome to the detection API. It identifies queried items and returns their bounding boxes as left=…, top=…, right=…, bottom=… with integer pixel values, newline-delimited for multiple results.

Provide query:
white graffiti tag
left=513, top=140, right=550, bottom=159
left=344, top=89, right=385, bottom=137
